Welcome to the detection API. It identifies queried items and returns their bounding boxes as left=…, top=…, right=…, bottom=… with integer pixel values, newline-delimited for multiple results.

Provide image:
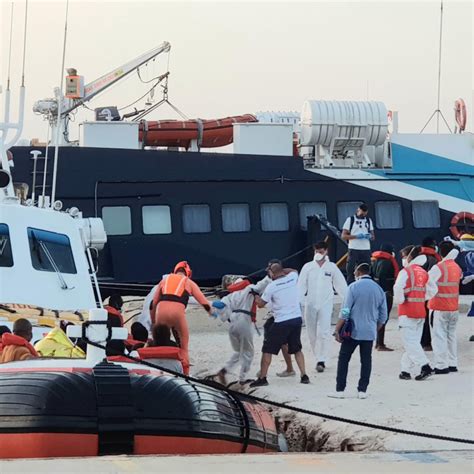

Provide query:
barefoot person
left=250, top=261, right=309, bottom=387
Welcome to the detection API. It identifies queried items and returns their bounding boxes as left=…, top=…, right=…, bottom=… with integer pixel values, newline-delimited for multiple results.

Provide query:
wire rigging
left=6, top=2, right=14, bottom=89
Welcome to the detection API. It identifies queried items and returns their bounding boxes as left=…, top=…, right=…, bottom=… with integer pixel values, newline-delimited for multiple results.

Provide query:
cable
left=21, top=0, right=29, bottom=86
left=117, top=80, right=161, bottom=111
left=6, top=2, right=14, bottom=89
left=84, top=337, right=474, bottom=446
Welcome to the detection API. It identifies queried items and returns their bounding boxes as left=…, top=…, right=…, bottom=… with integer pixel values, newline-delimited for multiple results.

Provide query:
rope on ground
left=85, top=338, right=474, bottom=446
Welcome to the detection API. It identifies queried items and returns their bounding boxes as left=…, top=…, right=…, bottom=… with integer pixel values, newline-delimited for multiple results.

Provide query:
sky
left=1, top=0, right=473, bottom=143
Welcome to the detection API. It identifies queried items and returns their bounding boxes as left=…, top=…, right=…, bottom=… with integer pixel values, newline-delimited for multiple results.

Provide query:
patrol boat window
left=337, top=201, right=363, bottom=228
left=412, top=201, right=440, bottom=228
left=260, top=203, right=289, bottom=232
left=142, top=205, right=172, bottom=234
left=222, top=204, right=250, bottom=232
left=28, top=228, right=77, bottom=274
left=183, top=205, right=211, bottom=233
left=375, top=201, right=403, bottom=229
left=0, top=224, right=14, bottom=267
left=298, top=202, right=327, bottom=230
left=102, top=206, right=132, bottom=236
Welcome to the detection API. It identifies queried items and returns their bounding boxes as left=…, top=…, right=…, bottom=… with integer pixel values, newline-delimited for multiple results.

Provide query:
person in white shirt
left=137, top=284, right=159, bottom=333
left=298, top=241, right=347, bottom=372
left=250, top=261, right=310, bottom=387
left=342, top=203, right=375, bottom=284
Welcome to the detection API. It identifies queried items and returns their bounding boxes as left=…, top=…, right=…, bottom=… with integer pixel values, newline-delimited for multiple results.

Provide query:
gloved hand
left=356, top=233, right=366, bottom=239
left=363, top=233, right=372, bottom=240
left=210, top=312, right=219, bottom=319
left=341, top=307, right=351, bottom=318
left=212, top=301, right=226, bottom=310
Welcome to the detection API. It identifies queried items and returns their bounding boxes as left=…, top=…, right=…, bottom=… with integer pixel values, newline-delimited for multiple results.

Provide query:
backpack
left=349, top=215, right=372, bottom=234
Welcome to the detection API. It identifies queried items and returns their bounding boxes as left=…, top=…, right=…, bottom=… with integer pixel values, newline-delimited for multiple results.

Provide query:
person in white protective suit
left=298, top=241, right=347, bottom=373
left=212, top=276, right=271, bottom=384
left=137, top=284, right=159, bottom=333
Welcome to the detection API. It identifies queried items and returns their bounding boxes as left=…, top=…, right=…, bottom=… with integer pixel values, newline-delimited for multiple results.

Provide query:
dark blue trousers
left=336, top=338, right=373, bottom=392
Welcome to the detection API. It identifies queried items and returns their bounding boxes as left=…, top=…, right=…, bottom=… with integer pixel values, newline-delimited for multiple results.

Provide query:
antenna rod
left=7, top=2, right=14, bottom=90
left=436, top=0, right=444, bottom=133
left=51, top=0, right=70, bottom=205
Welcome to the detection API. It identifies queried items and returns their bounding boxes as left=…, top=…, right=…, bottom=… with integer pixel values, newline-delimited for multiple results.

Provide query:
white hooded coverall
left=393, top=255, right=437, bottom=374
left=216, top=277, right=271, bottom=382
left=298, top=257, right=347, bottom=364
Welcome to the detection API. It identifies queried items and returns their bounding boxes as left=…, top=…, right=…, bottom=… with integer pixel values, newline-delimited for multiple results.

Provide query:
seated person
left=0, top=319, right=39, bottom=363
left=126, top=322, right=149, bottom=351
left=148, top=324, right=178, bottom=347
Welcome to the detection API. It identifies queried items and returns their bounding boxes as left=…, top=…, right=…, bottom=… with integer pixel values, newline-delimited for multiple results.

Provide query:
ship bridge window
left=412, top=201, right=440, bottom=228
left=337, top=201, right=363, bottom=229
left=375, top=201, right=403, bottom=229
left=222, top=204, right=250, bottom=232
left=298, top=202, right=327, bottom=230
left=28, top=228, right=77, bottom=274
left=183, top=204, right=211, bottom=233
left=102, top=206, right=132, bottom=236
left=0, top=224, right=14, bottom=267
left=142, top=205, right=172, bottom=234
left=261, top=203, right=289, bottom=232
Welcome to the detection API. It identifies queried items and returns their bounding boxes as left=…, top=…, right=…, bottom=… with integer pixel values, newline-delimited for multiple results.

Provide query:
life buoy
left=450, top=212, right=474, bottom=239
left=454, top=99, right=467, bottom=132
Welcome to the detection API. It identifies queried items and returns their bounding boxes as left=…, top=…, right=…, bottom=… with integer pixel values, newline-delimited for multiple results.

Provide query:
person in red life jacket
left=371, top=243, right=400, bottom=351
left=212, top=276, right=271, bottom=385
left=125, top=322, right=149, bottom=352
left=393, top=246, right=437, bottom=381
left=151, top=261, right=211, bottom=370
left=419, top=237, right=442, bottom=351
left=428, top=241, right=462, bottom=374
left=0, top=319, right=39, bottom=363
left=104, top=294, right=126, bottom=356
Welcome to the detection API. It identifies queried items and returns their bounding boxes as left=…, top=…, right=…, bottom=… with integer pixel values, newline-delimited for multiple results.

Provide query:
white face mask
left=402, top=258, right=408, bottom=268
left=314, top=252, right=326, bottom=262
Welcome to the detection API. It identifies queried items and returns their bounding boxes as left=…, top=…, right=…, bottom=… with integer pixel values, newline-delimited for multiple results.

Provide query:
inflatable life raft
left=139, top=114, right=257, bottom=149
left=0, top=361, right=279, bottom=458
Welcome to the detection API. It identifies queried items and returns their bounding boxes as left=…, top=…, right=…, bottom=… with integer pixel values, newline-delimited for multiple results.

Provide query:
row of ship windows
left=101, top=200, right=441, bottom=236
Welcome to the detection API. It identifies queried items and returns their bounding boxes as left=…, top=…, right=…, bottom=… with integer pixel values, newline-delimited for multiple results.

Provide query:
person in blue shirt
left=328, top=263, right=387, bottom=399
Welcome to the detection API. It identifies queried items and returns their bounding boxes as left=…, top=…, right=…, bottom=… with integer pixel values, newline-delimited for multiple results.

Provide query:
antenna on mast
left=420, top=0, right=452, bottom=133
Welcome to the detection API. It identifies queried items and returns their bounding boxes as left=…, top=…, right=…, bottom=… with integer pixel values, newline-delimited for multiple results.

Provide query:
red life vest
left=227, top=279, right=257, bottom=323
left=371, top=251, right=400, bottom=278
left=420, top=247, right=442, bottom=262
left=428, top=260, right=461, bottom=311
left=398, top=264, right=429, bottom=318
left=156, top=273, right=189, bottom=306
left=0, top=333, right=39, bottom=357
left=138, top=346, right=188, bottom=375
left=104, top=305, right=124, bottom=326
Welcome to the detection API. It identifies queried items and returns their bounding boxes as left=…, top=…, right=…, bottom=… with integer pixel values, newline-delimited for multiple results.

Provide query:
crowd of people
left=0, top=204, right=472, bottom=402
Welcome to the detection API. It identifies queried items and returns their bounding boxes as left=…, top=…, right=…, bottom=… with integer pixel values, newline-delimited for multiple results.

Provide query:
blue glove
left=210, top=312, right=219, bottom=319
left=363, top=233, right=372, bottom=240
left=341, top=307, right=351, bottom=318
left=356, top=233, right=365, bottom=239
left=212, top=301, right=226, bottom=310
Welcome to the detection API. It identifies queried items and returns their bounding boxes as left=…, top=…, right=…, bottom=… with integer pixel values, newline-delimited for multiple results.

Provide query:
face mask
left=435, top=246, right=439, bottom=253
left=314, top=253, right=325, bottom=261
left=402, top=258, right=408, bottom=268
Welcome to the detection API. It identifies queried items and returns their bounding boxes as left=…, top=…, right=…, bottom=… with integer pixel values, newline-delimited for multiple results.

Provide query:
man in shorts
left=250, top=261, right=310, bottom=387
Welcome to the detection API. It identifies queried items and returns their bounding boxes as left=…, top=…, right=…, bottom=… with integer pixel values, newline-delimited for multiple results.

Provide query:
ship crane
left=33, top=41, right=171, bottom=145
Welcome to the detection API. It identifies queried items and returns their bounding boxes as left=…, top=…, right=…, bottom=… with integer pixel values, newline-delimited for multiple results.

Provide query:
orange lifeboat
left=139, top=114, right=258, bottom=149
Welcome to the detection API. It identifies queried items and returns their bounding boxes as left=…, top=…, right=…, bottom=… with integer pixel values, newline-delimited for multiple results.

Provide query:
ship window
left=183, top=204, right=211, bottom=233
left=142, top=205, right=172, bottom=234
left=222, top=204, right=250, bottom=232
left=28, top=228, right=77, bottom=274
left=337, top=201, right=363, bottom=228
left=0, top=224, right=14, bottom=267
left=298, top=202, right=327, bottom=230
left=102, top=206, right=132, bottom=236
left=375, top=201, right=403, bottom=229
left=261, top=203, right=289, bottom=232
left=412, top=201, right=440, bottom=228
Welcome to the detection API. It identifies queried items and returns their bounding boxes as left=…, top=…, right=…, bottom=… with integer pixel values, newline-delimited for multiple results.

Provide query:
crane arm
left=62, top=41, right=171, bottom=115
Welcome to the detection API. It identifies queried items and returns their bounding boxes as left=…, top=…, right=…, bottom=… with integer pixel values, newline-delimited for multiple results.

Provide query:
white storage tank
left=300, top=100, right=388, bottom=147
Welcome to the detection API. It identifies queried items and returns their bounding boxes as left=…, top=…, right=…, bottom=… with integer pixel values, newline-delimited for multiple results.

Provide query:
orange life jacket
left=420, top=247, right=442, bottom=262
left=156, top=273, right=189, bottom=306
left=398, top=264, right=429, bottom=318
left=0, top=333, right=39, bottom=362
left=371, top=250, right=400, bottom=278
left=104, top=305, right=124, bottom=326
left=227, top=279, right=257, bottom=323
left=428, top=260, right=461, bottom=311
left=138, top=346, right=188, bottom=375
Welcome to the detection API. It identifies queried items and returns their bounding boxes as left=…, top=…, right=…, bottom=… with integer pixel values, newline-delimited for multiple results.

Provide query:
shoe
left=399, top=371, right=411, bottom=380
left=276, top=369, right=296, bottom=377
left=434, top=368, right=450, bottom=375
left=249, top=377, right=269, bottom=388
left=448, top=366, right=458, bottom=373
left=415, top=364, right=433, bottom=381
left=300, top=374, right=310, bottom=384
left=376, top=345, right=394, bottom=352
left=316, top=362, right=325, bottom=373
left=327, top=391, right=346, bottom=399
left=422, top=345, right=433, bottom=352
left=358, top=391, right=368, bottom=399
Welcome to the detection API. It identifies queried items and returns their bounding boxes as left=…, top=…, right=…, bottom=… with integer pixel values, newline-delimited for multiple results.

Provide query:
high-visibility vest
left=428, top=260, right=461, bottom=311
left=398, top=264, right=428, bottom=318
left=157, top=273, right=189, bottom=306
